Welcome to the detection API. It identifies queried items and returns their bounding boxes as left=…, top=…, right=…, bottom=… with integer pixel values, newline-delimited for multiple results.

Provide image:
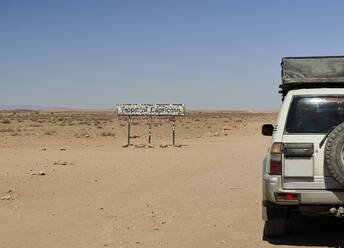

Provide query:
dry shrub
left=44, top=131, right=56, bottom=135
left=30, top=124, right=41, bottom=127
left=0, top=128, right=14, bottom=132
left=101, top=131, right=116, bottom=137
left=30, top=117, right=39, bottom=122
left=78, top=121, right=89, bottom=125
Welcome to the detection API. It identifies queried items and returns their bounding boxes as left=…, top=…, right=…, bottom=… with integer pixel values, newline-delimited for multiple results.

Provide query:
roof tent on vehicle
left=280, top=56, right=344, bottom=99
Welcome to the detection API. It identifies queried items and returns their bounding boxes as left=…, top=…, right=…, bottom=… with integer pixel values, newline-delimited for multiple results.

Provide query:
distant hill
left=0, top=105, right=53, bottom=111
left=0, top=105, right=116, bottom=111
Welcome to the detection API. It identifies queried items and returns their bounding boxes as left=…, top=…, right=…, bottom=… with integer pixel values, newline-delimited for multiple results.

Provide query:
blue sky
left=1, top=1, right=344, bottom=110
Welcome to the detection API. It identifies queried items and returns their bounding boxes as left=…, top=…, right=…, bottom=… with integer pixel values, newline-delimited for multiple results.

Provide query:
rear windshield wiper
left=319, top=126, right=337, bottom=149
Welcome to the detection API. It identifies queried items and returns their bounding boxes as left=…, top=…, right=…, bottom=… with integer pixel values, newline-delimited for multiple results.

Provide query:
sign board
left=117, top=104, right=185, bottom=116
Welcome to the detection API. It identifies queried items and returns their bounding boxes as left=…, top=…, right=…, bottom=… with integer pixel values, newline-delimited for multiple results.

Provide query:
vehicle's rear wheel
left=263, top=219, right=287, bottom=237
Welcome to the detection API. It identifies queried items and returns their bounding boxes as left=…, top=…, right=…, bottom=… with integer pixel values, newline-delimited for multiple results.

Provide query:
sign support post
left=148, top=115, right=152, bottom=144
left=127, top=115, right=131, bottom=146
left=172, top=116, right=176, bottom=146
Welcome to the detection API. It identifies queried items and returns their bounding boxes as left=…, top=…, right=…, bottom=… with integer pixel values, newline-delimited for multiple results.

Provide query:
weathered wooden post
left=127, top=115, right=131, bottom=146
left=148, top=115, right=152, bottom=144
left=172, top=116, right=176, bottom=146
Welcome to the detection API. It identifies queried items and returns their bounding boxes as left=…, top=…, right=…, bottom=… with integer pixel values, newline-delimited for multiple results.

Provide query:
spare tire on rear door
left=325, top=123, right=344, bottom=185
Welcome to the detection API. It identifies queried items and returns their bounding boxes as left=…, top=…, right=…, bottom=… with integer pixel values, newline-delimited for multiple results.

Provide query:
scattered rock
left=161, top=220, right=167, bottom=224
left=85, top=134, right=90, bottom=138
left=1, top=195, right=13, bottom=200
left=38, top=170, right=46, bottom=176
left=212, top=131, right=220, bottom=137
left=42, top=148, right=47, bottom=151
left=160, top=144, right=168, bottom=148
left=147, top=145, right=154, bottom=148
left=60, top=147, right=66, bottom=151
left=134, top=144, right=146, bottom=148
left=122, top=144, right=129, bottom=148
left=54, top=160, right=68, bottom=165
left=153, top=226, right=159, bottom=231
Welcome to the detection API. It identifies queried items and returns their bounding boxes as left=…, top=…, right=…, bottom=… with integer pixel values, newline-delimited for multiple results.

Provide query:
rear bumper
left=263, top=175, right=344, bottom=205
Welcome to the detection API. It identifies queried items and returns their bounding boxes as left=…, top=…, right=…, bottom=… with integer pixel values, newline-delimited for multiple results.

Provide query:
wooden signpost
left=117, top=104, right=185, bottom=146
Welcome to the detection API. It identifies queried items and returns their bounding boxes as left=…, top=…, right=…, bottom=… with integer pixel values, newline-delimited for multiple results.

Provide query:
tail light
left=269, top=143, right=282, bottom=175
left=276, top=193, right=299, bottom=201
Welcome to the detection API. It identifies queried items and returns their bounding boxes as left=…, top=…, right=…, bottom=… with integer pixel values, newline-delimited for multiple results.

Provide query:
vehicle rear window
left=285, top=96, right=344, bottom=134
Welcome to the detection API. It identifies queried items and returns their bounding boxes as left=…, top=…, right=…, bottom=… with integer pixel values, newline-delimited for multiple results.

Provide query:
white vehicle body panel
left=263, top=88, right=344, bottom=208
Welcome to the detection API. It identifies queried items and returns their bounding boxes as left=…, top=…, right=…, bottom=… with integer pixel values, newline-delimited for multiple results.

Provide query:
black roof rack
left=280, top=56, right=344, bottom=100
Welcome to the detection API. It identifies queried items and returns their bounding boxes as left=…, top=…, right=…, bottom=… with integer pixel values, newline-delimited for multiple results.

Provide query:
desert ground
left=1, top=110, right=344, bottom=248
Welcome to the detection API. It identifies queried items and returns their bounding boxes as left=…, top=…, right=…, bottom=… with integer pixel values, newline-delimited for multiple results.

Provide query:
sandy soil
left=1, top=110, right=344, bottom=247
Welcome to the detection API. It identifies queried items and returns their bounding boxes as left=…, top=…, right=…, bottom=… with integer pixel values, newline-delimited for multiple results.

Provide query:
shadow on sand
left=264, top=215, right=344, bottom=247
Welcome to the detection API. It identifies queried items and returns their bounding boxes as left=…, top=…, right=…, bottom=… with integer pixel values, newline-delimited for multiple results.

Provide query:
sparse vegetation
left=2, top=119, right=11, bottom=124
left=30, top=124, right=41, bottom=127
left=101, top=131, right=116, bottom=137
left=44, top=131, right=56, bottom=135
left=0, top=110, right=276, bottom=141
left=0, top=128, right=14, bottom=132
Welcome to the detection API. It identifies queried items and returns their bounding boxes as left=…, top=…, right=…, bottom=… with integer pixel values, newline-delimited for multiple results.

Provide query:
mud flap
left=262, top=201, right=289, bottom=221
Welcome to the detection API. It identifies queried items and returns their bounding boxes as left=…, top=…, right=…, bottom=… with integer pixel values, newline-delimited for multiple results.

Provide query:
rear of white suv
left=262, top=88, right=344, bottom=237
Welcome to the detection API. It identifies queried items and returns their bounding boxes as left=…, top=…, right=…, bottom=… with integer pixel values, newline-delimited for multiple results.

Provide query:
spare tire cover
left=325, top=123, right=344, bottom=185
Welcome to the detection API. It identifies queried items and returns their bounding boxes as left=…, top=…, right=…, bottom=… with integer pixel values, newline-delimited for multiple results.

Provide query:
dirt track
left=1, top=111, right=344, bottom=247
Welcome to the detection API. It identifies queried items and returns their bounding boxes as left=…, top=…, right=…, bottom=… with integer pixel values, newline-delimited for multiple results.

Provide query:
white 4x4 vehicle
left=262, top=56, right=344, bottom=237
